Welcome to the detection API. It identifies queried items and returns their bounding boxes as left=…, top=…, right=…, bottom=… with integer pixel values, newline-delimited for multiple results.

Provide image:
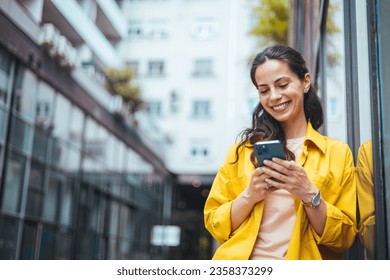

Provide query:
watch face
left=312, top=193, right=321, bottom=207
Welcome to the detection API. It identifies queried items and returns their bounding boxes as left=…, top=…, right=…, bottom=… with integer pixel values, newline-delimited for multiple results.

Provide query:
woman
left=204, top=45, right=357, bottom=260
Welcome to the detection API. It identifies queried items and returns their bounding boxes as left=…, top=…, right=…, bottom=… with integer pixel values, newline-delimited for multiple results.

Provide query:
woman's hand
left=243, top=166, right=274, bottom=205
left=230, top=167, right=273, bottom=231
left=261, top=157, right=318, bottom=202
left=262, top=157, right=326, bottom=236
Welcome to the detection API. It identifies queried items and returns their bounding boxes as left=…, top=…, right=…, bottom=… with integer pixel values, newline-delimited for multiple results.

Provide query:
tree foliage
left=249, top=0, right=341, bottom=67
left=104, top=67, right=144, bottom=114
left=250, top=0, right=290, bottom=46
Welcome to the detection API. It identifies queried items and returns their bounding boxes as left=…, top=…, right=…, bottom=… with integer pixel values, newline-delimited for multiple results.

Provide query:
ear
left=303, top=73, right=311, bottom=93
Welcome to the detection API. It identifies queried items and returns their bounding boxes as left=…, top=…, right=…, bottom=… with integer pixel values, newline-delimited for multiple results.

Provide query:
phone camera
left=259, top=145, right=268, bottom=155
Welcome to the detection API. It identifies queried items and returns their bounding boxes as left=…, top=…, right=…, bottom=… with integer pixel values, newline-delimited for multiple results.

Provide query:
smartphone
left=254, top=140, right=286, bottom=167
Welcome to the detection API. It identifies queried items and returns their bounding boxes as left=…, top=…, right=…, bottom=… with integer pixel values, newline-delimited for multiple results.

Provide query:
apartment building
left=120, top=0, right=259, bottom=176
left=117, top=0, right=260, bottom=258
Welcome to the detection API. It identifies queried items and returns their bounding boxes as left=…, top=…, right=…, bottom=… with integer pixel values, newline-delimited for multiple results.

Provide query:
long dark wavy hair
left=235, top=44, right=324, bottom=166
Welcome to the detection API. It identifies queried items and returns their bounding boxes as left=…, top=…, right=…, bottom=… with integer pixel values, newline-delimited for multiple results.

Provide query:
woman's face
left=254, top=59, right=311, bottom=130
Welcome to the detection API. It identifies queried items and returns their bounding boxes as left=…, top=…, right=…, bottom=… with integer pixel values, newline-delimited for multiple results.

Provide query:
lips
left=272, top=101, right=290, bottom=111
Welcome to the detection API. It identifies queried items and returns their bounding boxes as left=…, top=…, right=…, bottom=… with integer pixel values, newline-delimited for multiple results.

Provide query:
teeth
left=273, top=102, right=289, bottom=111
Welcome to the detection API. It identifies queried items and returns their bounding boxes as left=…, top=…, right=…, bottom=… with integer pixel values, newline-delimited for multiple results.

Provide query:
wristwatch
left=301, top=191, right=321, bottom=208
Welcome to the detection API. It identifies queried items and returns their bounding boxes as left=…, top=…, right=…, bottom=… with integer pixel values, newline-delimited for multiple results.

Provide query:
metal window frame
left=367, top=0, right=389, bottom=259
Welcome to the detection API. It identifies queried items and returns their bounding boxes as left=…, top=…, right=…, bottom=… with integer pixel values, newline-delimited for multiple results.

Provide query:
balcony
left=42, top=0, right=122, bottom=67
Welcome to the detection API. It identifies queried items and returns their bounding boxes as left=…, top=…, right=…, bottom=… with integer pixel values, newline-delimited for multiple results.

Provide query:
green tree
left=250, top=0, right=290, bottom=46
left=104, top=67, right=144, bottom=115
left=249, top=0, right=341, bottom=67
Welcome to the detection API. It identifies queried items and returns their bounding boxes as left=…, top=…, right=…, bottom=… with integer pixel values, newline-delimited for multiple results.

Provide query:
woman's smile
left=272, top=101, right=291, bottom=112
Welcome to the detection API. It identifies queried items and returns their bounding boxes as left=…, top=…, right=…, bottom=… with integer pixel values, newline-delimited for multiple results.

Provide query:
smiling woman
left=254, top=59, right=310, bottom=138
left=204, top=44, right=357, bottom=260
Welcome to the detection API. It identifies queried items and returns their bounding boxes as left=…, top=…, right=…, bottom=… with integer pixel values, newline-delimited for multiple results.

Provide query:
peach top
left=250, top=136, right=305, bottom=260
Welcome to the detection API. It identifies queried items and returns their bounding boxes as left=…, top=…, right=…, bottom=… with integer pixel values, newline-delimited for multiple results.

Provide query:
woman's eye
left=280, top=83, right=288, bottom=88
left=279, top=83, right=289, bottom=89
left=259, top=89, right=269, bottom=94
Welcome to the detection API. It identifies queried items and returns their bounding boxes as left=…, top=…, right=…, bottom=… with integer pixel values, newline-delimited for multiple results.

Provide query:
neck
left=282, top=121, right=308, bottom=139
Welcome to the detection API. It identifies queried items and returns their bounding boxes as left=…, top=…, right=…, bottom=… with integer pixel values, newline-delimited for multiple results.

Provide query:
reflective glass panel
left=38, top=225, right=56, bottom=259
left=32, top=125, right=49, bottom=161
left=0, top=215, right=19, bottom=259
left=83, top=117, right=104, bottom=172
left=42, top=172, right=61, bottom=222
left=52, top=94, right=71, bottom=141
left=20, top=221, right=37, bottom=259
left=26, top=161, right=45, bottom=218
left=59, top=181, right=73, bottom=226
left=0, top=106, right=7, bottom=143
left=35, top=81, right=55, bottom=130
left=1, top=151, right=26, bottom=213
left=0, top=47, right=12, bottom=106
left=325, top=0, right=347, bottom=142
left=55, top=228, right=72, bottom=259
left=69, top=105, right=84, bottom=148
left=13, top=68, right=37, bottom=122
left=376, top=0, right=390, bottom=256
left=9, top=115, right=33, bottom=154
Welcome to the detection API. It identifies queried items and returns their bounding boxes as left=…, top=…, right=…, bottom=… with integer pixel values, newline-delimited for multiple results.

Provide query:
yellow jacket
left=356, top=140, right=375, bottom=255
left=204, top=122, right=357, bottom=260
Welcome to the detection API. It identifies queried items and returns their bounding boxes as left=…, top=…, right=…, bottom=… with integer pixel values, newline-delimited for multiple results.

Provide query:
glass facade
left=289, top=0, right=390, bottom=260
left=0, top=47, right=173, bottom=260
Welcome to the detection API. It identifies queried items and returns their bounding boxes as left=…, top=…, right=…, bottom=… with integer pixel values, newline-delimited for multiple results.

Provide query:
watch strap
left=301, top=191, right=321, bottom=208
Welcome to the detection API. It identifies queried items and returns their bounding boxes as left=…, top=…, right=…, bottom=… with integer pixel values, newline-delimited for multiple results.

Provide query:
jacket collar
left=304, top=122, right=326, bottom=154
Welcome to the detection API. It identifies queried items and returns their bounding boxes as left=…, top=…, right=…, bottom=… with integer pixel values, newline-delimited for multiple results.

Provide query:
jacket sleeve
left=311, top=146, right=357, bottom=251
left=204, top=163, right=234, bottom=244
left=204, top=143, right=243, bottom=244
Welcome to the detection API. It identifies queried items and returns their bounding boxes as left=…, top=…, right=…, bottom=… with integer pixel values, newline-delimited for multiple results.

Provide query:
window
left=327, top=96, right=339, bottom=120
left=193, top=59, right=213, bottom=77
left=190, top=139, right=210, bottom=160
left=59, top=181, right=73, bottom=226
left=13, top=68, right=38, bottom=122
left=126, top=61, right=139, bottom=76
left=128, top=21, right=144, bottom=39
left=323, top=0, right=346, bottom=142
left=148, top=28, right=168, bottom=40
left=146, top=101, right=162, bottom=117
left=191, top=147, right=209, bottom=158
left=0, top=216, right=19, bottom=259
left=0, top=47, right=12, bottom=106
left=192, top=18, right=217, bottom=40
left=147, top=19, right=168, bottom=40
left=26, top=161, right=45, bottom=218
left=9, top=114, right=33, bottom=153
left=1, top=151, right=26, bottom=213
left=69, top=105, right=84, bottom=148
left=192, top=100, right=211, bottom=118
left=52, top=94, right=71, bottom=141
left=147, top=61, right=165, bottom=76
left=20, top=221, right=38, bottom=259
left=42, top=172, right=62, bottom=222
left=35, top=82, right=55, bottom=130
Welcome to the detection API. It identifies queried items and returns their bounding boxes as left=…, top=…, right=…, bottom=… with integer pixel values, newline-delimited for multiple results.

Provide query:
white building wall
left=120, top=0, right=258, bottom=175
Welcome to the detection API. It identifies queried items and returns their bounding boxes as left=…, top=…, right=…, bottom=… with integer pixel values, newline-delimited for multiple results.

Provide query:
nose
left=269, top=87, right=282, bottom=100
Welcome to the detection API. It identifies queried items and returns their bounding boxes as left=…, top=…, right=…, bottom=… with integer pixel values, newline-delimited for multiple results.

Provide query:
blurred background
left=1, top=0, right=390, bottom=260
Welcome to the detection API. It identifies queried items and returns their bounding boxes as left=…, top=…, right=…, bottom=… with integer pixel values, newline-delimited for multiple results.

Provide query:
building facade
left=119, top=0, right=260, bottom=175
left=117, top=0, right=262, bottom=259
left=0, top=0, right=174, bottom=260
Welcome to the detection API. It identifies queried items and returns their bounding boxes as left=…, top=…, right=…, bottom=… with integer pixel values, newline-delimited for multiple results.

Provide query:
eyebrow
left=257, top=76, right=290, bottom=88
